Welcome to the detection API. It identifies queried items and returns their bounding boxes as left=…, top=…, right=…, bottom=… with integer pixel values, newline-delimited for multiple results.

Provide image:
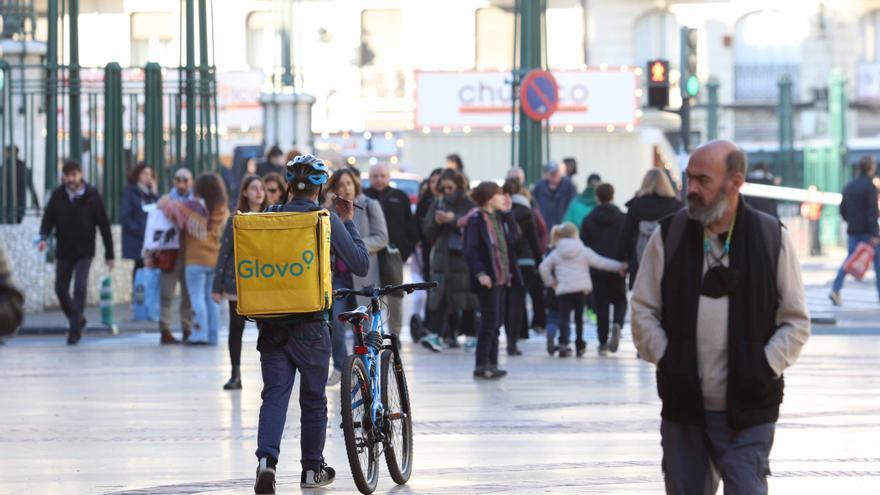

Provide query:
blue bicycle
left=334, top=282, right=437, bottom=495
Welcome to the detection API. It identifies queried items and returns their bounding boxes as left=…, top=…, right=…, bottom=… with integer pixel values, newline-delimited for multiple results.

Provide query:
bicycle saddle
left=338, top=306, right=370, bottom=325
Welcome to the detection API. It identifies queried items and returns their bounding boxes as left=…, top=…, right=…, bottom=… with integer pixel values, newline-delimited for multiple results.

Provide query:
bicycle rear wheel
left=380, top=349, right=413, bottom=484
left=341, top=354, right=379, bottom=494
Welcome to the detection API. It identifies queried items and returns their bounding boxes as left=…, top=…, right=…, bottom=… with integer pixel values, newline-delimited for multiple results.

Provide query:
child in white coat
left=539, top=222, right=625, bottom=357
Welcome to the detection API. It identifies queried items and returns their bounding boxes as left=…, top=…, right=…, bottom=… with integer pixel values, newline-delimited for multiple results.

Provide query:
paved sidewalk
left=1, top=323, right=878, bottom=494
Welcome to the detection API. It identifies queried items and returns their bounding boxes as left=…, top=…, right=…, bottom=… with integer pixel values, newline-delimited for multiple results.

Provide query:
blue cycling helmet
left=285, top=154, right=329, bottom=190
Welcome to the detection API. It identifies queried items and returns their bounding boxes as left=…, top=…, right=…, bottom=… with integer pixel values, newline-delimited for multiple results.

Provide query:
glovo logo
left=238, top=250, right=315, bottom=279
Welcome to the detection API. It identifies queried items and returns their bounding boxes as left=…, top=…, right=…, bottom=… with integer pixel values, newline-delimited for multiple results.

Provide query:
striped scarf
left=160, top=195, right=211, bottom=240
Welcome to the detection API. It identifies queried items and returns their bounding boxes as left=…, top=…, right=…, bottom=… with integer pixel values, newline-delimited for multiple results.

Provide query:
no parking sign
left=520, top=70, right=559, bottom=121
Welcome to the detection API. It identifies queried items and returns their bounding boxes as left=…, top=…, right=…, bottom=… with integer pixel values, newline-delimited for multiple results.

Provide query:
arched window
left=734, top=10, right=804, bottom=101
left=633, top=9, right=679, bottom=69
left=360, top=9, right=405, bottom=98
left=475, top=1, right=584, bottom=71
left=246, top=11, right=278, bottom=70
left=475, top=6, right=515, bottom=70
left=861, top=10, right=880, bottom=62
left=130, top=12, right=175, bottom=67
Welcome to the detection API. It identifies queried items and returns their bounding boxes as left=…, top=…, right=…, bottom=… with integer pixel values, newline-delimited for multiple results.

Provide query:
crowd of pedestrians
left=21, top=138, right=875, bottom=494
left=28, top=148, right=711, bottom=382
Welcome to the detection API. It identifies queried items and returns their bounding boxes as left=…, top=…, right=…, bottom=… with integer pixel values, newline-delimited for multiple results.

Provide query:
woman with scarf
left=212, top=175, right=267, bottom=389
left=463, top=182, right=520, bottom=379
left=422, top=168, right=479, bottom=351
left=160, top=172, right=229, bottom=345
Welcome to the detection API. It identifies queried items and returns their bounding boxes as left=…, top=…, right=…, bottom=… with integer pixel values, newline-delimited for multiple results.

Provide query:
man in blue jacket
left=830, top=156, right=880, bottom=306
left=254, top=155, right=369, bottom=494
left=532, top=160, right=577, bottom=230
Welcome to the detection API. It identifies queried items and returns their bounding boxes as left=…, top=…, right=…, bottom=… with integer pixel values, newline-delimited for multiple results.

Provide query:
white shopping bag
left=142, top=205, right=180, bottom=251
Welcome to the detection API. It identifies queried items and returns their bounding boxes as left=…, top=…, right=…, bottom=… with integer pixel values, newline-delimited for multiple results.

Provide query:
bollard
left=100, top=276, right=113, bottom=326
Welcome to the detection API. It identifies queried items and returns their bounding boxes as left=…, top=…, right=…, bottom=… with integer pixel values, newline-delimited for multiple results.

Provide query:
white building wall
left=403, top=130, right=660, bottom=200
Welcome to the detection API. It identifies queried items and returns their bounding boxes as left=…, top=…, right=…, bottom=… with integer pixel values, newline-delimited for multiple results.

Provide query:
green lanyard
left=704, top=214, right=736, bottom=257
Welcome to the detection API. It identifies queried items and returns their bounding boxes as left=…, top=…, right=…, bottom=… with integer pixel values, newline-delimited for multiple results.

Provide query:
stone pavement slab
left=1, top=322, right=879, bottom=494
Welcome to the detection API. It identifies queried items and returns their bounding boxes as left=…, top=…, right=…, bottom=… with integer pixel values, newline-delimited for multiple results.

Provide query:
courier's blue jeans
left=831, top=233, right=880, bottom=297
left=255, top=320, right=331, bottom=471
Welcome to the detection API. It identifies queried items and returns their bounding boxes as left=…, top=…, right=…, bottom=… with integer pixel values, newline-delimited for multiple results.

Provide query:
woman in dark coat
left=502, top=179, right=541, bottom=351
left=119, top=162, right=158, bottom=281
left=422, top=168, right=479, bottom=350
left=212, top=174, right=267, bottom=390
left=616, top=169, right=682, bottom=287
left=463, top=182, right=520, bottom=379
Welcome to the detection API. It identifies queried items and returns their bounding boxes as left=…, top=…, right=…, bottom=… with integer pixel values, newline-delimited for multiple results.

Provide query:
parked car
left=361, top=171, right=422, bottom=207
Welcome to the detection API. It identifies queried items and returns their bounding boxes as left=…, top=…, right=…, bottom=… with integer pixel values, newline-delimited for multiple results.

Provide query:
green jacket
left=562, top=187, right=597, bottom=228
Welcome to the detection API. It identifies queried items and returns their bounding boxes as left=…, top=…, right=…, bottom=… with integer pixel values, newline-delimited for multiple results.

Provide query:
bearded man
left=630, top=140, right=810, bottom=495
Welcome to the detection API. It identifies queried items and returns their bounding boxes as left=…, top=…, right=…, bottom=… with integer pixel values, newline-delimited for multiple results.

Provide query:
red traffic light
left=650, top=60, right=668, bottom=83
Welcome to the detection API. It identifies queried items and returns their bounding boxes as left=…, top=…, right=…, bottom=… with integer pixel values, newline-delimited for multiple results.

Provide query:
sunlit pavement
left=2, top=298, right=880, bottom=495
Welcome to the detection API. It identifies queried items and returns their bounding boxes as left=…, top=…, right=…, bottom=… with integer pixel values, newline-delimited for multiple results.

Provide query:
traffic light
left=680, top=27, right=699, bottom=99
left=646, top=59, right=670, bottom=108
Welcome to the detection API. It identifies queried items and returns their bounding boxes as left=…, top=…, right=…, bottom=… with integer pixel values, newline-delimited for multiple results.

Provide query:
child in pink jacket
left=539, top=222, right=625, bottom=357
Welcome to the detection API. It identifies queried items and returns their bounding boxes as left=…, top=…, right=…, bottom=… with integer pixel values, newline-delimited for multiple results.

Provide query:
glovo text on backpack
left=233, top=210, right=332, bottom=317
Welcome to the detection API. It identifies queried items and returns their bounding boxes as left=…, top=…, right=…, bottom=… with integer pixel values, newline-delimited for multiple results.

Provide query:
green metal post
left=104, top=63, right=123, bottom=222
left=185, top=0, right=197, bottom=174
left=830, top=72, right=848, bottom=184
left=517, top=0, right=544, bottom=186
left=45, top=0, right=59, bottom=191
left=144, top=63, right=165, bottom=190
left=281, top=0, right=294, bottom=87
left=68, top=0, right=82, bottom=163
left=198, top=0, right=213, bottom=171
left=777, top=75, right=794, bottom=186
left=706, top=78, right=719, bottom=141
left=1, top=61, right=11, bottom=223
left=825, top=72, right=848, bottom=246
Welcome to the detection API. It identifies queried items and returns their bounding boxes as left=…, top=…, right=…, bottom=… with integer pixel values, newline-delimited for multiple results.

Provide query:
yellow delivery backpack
left=233, top=209, right=332, bottom=317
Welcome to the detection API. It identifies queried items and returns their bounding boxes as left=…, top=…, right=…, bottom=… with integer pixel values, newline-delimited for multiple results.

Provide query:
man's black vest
left=658, top=199, right=784, bottom=430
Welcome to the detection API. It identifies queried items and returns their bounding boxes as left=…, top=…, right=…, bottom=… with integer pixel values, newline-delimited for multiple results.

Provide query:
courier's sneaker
left=326, top=369, right=341, bottom=387
left=254, top=457, right=276, bottom=494
left=301, top=463, right=336, bottom=488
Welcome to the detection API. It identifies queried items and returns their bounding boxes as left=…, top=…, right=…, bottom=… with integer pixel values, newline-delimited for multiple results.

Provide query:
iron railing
left=0, top=61, right=218, bottom=223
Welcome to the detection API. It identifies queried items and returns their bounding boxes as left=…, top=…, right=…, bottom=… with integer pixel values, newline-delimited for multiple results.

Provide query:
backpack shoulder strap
left=661, top=209, right=689, bottom=271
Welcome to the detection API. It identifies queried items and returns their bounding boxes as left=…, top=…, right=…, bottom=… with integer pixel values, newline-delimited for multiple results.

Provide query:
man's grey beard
left=687, top=188, right=730, bottom=226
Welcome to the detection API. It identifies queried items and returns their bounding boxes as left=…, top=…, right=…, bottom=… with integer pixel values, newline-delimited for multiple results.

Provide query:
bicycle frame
left=349, top=296, right=390, bottom=434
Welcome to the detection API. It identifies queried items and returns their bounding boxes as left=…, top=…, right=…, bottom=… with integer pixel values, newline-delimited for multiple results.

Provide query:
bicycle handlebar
left=333, top=281, right=438, bottom=300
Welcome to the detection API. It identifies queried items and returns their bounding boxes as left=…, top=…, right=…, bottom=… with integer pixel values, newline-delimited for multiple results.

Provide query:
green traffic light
left=685, top=75, right=700, bottom=97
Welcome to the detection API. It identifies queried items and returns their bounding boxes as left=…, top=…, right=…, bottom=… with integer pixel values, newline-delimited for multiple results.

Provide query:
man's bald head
left=506, top=167, right=525, bottom=184
left=369, top=163, right=390, bottom=191
left=686, top=140, right=747, bottom=227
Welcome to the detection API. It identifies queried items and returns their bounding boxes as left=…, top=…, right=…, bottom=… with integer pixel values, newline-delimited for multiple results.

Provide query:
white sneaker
left=326, top=369, right=341, bottom=387
left=301, top=464, right=336, bottom=488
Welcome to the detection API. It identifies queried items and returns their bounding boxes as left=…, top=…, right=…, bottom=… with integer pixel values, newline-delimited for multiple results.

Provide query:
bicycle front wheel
left=341, top=354, right=379, bottom=494
left=380, top=349, right=414, bottom=484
